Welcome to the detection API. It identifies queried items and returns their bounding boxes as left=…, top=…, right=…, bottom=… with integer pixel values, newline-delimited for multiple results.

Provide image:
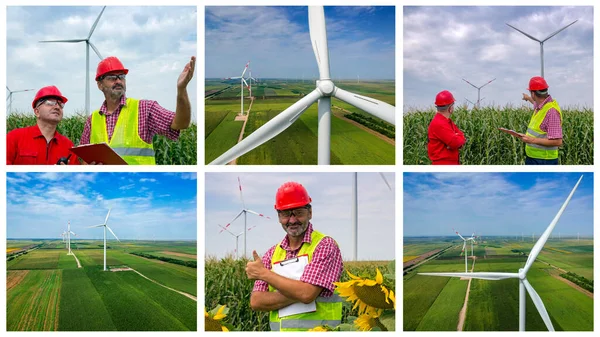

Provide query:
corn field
left=205, top=255, right=394, bottom=331
left=7, top=112, right=197, bottom=165
left=403, top=106, right=593, bottom=165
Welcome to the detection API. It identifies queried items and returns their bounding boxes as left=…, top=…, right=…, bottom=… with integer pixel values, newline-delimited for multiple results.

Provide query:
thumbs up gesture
left=246, top=250, right=265, bottom=280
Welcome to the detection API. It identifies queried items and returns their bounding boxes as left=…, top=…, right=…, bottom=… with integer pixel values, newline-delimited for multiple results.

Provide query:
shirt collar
left=279, top=222, right=313, bottom=251
left=31, top=124, right=58, bottom=142
left=535, top=95, right=553, bottom=111
left=99, top=95, right=127, bottom=115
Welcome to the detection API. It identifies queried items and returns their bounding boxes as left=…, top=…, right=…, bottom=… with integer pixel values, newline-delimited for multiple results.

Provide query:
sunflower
left=334, top=268, right=395, bottom=316
left=205, top=305, right=229, bottom=331
left=308, top=325, right=332, bottom=332
left=354, top=307, right=382, bottom=331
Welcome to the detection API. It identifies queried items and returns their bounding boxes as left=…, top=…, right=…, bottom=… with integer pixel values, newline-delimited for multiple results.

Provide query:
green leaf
left=346, top=315, right=357, bottom=324
left=337, top=323, right=357, bottom=331
left=379, top=311, right=396, bottom=331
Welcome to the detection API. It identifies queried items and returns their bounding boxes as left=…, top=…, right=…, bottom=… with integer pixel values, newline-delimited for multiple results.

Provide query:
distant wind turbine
left=6, top=86, right=34, bottom=113
left=39, top=6, right=106, bottom=114
left=218, top=224, right=256, bottom=259
left=88, top=208, right=120, bottom=271
left=66, top=221, right=76, bottom=255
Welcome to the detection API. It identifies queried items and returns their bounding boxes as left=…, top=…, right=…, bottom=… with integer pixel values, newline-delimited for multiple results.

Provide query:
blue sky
left=205, top=172, right=395, bottom=261
left=205, top=6, right=395, bottom=80
left=6, top=6, right=197, bottom=119
left=7, top=172, right=197, bottom=240
left=404, top=172, right=593, bottom=237
left=404, top=6, right=593, bottom=111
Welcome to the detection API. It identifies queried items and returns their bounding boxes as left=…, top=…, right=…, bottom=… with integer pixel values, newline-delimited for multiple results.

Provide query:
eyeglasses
left=278, top=206, right=310, bottom=219
left=102, top=74, right=127, bottom=81
left=36, top=99, right=65, bottom=109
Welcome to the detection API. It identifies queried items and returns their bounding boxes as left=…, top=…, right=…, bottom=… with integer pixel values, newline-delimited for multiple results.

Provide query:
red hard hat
left=528, top=76, right=549, bottom=91
left=32, top=86, right=68, bottom=109
left=96, top=56, right=129, bottom=81
left=435, top=90, right=455, bottom=106
left=274, top=182, right=312, bottom=210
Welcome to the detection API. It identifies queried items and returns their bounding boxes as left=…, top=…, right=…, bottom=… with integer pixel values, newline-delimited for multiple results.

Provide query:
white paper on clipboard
left=272, top=255, right=316, bottom=317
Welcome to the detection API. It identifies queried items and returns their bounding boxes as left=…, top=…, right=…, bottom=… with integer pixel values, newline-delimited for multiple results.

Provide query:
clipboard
left=272, top=255, right=316, bottom=317
left=70, top=143, right=128, bottom=165
left=498, top=127, right=525, bottom=138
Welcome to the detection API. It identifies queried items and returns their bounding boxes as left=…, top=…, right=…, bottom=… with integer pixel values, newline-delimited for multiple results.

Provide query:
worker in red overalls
left=427, top=90, right=466, bottom=165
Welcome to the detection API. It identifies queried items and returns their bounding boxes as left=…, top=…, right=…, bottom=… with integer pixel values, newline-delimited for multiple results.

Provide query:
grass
left=403, top=106, right=593, bottom=165
left=8, top=249, right=60, bottom=270
left=7, top=112, right=197, bottom=165
left=416, top=278, right=467, bottom=331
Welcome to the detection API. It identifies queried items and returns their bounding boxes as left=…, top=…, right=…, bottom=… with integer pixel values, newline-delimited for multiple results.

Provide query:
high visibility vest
left=268, top=230, right=343, bottom=331
left=90, top=98, right=156, bottom=165
left=525, top=99, right=562, bottom=160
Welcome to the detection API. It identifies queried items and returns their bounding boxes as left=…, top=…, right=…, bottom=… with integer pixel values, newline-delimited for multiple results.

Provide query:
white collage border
left=1, top=0, right=598, bottom=335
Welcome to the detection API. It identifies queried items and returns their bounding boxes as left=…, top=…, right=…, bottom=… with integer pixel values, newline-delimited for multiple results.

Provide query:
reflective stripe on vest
left=268, top=229, right=343, bottom=331
left=525, top=99, right=562, bottom=160
left=90, top=98, right=156, bottom=165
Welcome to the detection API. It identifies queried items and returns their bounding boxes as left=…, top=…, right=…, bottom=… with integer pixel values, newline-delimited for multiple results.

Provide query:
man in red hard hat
left=79, top=55, right=196, bottom=164
left=427, top=90, right=466, bottom=165
left=7, top=86, right=79, bottom=165
left=245, top=182, right=343, bottom=331
left=519, top=76, right=562, bottom=165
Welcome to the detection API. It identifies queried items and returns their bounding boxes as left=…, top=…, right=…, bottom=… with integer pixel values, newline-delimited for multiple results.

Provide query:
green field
left=205, top=79, right=395, bottom=165
left=403, top=107, right=593, bottom=165
left=7, top=241, right=197, bottom=331
left=403, top=237, right=593, bottom=331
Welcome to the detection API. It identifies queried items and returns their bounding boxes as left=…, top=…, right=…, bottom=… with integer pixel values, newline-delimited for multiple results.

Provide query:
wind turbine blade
left=522, top=279, right=555, bottom=331
left=242, top=78, right=249, bottom=87
left=229, top=76, right=242, bottom=79
left=88, top=224, right=105, bottom=228
left=462, top=241, right=466, bottom=251
left=209, top=89, right=322, bottom=165
left=226, top=210, right=245, bottom=227
left=333, top=87, right=395, bottom=124
left=462, top=78, right=478, bottom=89
left=308, top=6, right=330, bottom=80
left=104, top=209, right=111, bottom=225
left=542, top=20, right=578, bottom=42
left=418, top=272, right=519, bottom=280
left=106, top=225, right=120, bottom=242
left=480, top=78, right=496, bottom=89
left=237, top=177, right=247, bottom=210
left=39, top=39, right=87, bottom=43
left=248, top=225, right=257, bottom=231
left=523, top=175, right=582, bottom=274
left=241, top=61, right=249, bottom=77
left=453, top=228, right=466, bottom=241
left=13, top=89, right=34, bottom=93
left=88, top=6, right=107, bottom=39
left=506, top=23, right=541, bottom=42
left=379, top=173, right=392, bottom=190
left=218, top=224, right=236, bottom=236
left=246, top=209, right=271, bottom=219
left=89, top=42, right=103, bottom=60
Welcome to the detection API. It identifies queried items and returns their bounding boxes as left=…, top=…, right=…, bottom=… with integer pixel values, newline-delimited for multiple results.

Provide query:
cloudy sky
left=404, top=6, right=593, bottom=111
left=7, top=172, right=197, bottom=240
left=205, top=172, right=395, bottom=261
left=205, top=6, right=395, bottom=80
left=404, top=172, right=593, bottom=237
left=6, top=6, right=197, bottom=119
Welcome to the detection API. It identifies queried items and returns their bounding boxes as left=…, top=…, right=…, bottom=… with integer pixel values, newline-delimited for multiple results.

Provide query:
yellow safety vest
left=90, top=98, right=156, bottom=165
left=268, top=230, right=343, bottom=331
left=525, top=99, right=562, bottom=160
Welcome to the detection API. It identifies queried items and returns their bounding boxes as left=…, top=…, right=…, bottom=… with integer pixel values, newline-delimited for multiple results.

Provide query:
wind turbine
left=420, top=175, right=583, bottom=331
left=506, top=20, right=578, bottom=78
left=39, top=6, right=106, bottom=114
left=453, top=229, right=470, bottom=272
left=221, top=177, right=271, bottom=258
left=6, top=86, right=34, bottom=113
left=467, top=233, right=476, bottom=258
left=462, top=78, right=495, bottom=109
left=66, top=221, right=76, bottom=255
left=89, top=208, right=120, bottom=271
left=219, top=224, right=257, bottom=259
left=226, top=61, right=250, bottom=116
left=209, top=6, right=395, bottom=165
left=352, top=172, right=392, bottom=261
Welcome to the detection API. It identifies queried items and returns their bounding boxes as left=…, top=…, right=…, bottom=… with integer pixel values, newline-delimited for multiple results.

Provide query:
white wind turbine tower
left=467, top=233, right=476, bottom=258
left=209, top=6, right=395, bottom=165
left=462, top=78, right=495, bottom=109
left=39, top=6, right=106, bottom=114
left=453, top=229, right=470, bottom=273
left=226, top=61, right=250, bottom=116
left=248, top=69, right=256, bottom=98
left=89, top=209, right=120, bottom=271
left=66, top=221, right=76, bottom=255
left=220, top=177, right=271, bottom=258
left=352, top=172, right=392, bottom=261
left=219, top=224, right=257, bottom=259
left=506, top=20, right=578, bottom=78
left=420, top=176, right=583, bottom=331
left=6, top=86, right=34, bottom=113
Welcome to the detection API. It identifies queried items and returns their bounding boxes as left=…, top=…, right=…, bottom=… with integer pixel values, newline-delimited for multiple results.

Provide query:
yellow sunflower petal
left=205, top=309, right=209, bottom=317
left=346, top=270, right=361, bottom=280
left=213, top=305, right=227, bottom=320
left=221, top=326, right=229, bottom=332
left=375, top=268, right=383, bottom=284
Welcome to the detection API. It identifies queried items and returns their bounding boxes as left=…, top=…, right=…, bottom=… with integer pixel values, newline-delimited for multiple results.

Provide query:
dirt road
left=229, top=97, right=254, bottom=165
left=457, top=257, right=476, bottom=331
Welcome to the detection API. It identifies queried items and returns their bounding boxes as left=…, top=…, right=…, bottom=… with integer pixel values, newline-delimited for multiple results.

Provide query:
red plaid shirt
left=79, top=95, right=180, bottom=145
left=535, top=95, right=562, bottom=139
left=253, top=223, right=343, bottom=297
